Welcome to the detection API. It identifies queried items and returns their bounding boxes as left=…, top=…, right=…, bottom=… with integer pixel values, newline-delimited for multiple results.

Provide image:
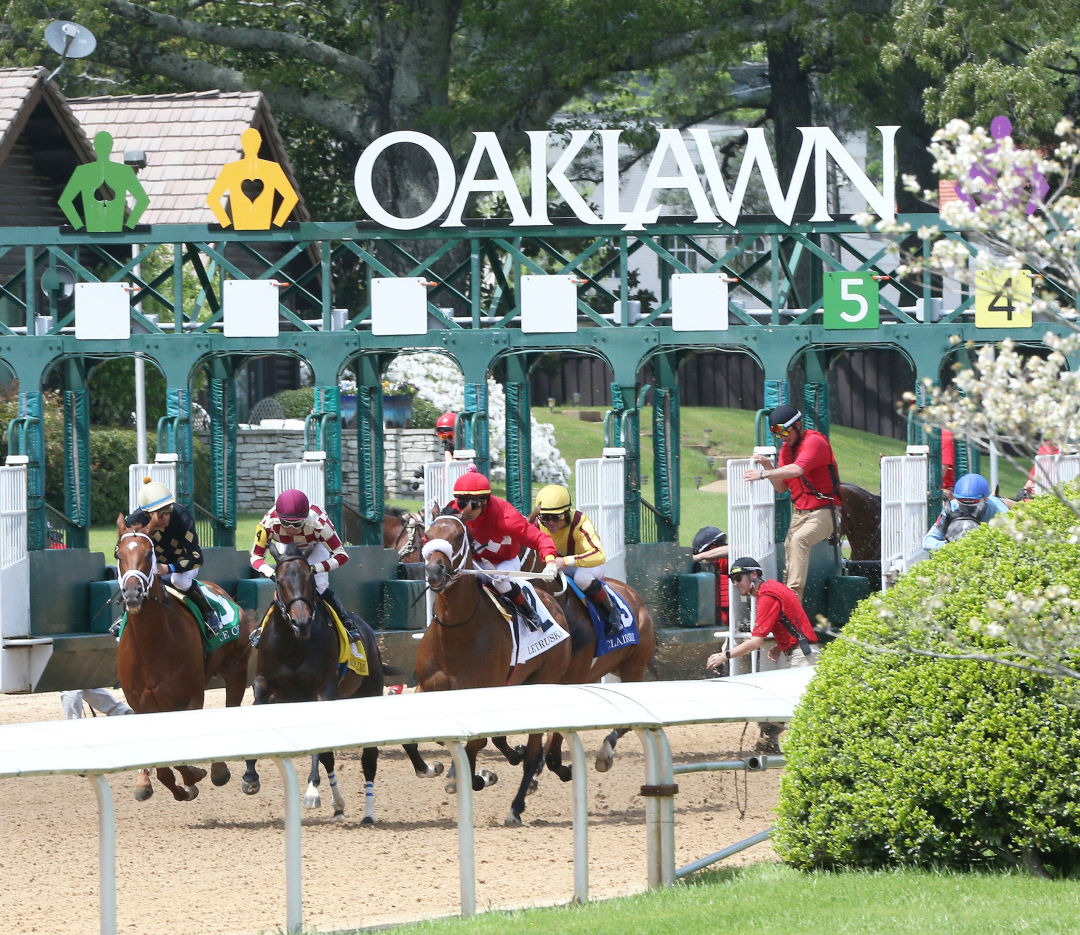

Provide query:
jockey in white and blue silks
left=923, top=472, right=1010, bottom=552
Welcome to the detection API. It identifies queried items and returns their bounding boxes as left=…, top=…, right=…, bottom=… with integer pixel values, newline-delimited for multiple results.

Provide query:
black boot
left=321, top=587, right=362, bottom=643
left=584, top=579, right=621, bottom=638
left=508, top=583, right=547, bottom=632
left=185, top=583, right=223, bottom=634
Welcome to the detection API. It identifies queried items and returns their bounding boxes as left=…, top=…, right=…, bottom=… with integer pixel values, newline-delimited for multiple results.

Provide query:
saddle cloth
left=564, top=578, right=639, bottom=658
left=256, top=600, right=369, bottom=677
left=118, top=584, right=242, bottom=654
left=482, top=581, right=569, bottom=668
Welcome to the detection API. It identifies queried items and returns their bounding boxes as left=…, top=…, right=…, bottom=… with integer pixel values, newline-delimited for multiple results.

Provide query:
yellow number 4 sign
left=975, top=270, right=1032, bottom=328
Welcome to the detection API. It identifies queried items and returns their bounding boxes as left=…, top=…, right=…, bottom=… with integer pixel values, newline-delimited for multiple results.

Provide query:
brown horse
left=383, top=507, right=424, bottom=563
left=114, top=515, right=255, bottom=802
left=412, top=515, right=572, bottom=826
left=840, top=482, right=882, bottom=562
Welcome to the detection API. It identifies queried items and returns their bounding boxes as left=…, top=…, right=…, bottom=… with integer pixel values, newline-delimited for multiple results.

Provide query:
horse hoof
left=187, top=767, right=208, bottom=784
left=241, top=778, right=260, bottom=796
left=504, top=745, right=525, bottom=766
left=479, top=768, right=498, bottom=788
left=526, top=778, right=539, bottom=795
left=185, top=784, right=199, bottom=801
left=595, top=750, right=613, bottom=773
left=333, top=810, right=347, bottom=825
left=430, top=761, right=444, bottom=777
left=557, top=766, right=573, bottom=783
left=444, top=780, right=457, bottom=795
left=133, top=785, right=153, bottom=802
left=360, top=814, right=375, bottom=825
left=210, top=762, right=231, bottom=787
left=504, top=810, right=523, bottom=827
left=304, top=794, right=321, bottom=809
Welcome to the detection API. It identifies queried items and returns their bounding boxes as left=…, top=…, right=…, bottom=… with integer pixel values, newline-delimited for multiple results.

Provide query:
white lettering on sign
left=353, top=126, right=899, bottom=231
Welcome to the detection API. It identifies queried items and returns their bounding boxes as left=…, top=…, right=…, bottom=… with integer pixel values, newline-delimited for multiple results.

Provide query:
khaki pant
left=783, top=507, right=838, bottom=599
left=783, top=646, right=818, bottom=668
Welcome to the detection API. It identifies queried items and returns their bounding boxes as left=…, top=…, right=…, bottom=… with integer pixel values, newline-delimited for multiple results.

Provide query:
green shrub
left=271, top=387, right=314, bottom=419
left=410, top=396, right=439, bottom=429
left=776, top=496, right=1080, bottom=875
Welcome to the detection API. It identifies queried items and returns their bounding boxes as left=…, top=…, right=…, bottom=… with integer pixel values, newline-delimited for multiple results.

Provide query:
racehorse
left=240, top=543, right=439, bottom=823
left=384, top=507, right=424, bottom=563
left=114, top=514, right=255, bottom=802
left=840, top=482, right=881, bottom=562
left=411, top=514, right=572, bottom=826
left=519, top=548, right=657, bottom=778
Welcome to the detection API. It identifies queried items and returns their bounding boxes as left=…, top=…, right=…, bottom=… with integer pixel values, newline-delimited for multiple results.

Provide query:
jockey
left=449, top=471, right=558, bottom=631
left=435, top=411, right=457, bottom=456
left=125, top=479, right=222, bottom=633
left=534, top=484, right=621, bottom=638
left=923, top=472, right=1010, bottom=551
left=249, top=489, right=362, bottom=643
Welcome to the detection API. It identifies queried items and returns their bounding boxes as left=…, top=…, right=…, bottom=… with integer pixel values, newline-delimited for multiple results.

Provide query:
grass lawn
left=344, top=863, right=1080, bottom=935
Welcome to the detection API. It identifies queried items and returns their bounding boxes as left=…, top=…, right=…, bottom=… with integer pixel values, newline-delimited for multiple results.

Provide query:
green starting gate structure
left=0, top=216, right=1070, bottom=688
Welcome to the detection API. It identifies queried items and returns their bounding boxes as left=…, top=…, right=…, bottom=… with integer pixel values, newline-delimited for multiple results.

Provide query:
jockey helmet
left=953, top=473, right=990, bottom=500
left=435, top=411, right=457, bottom=439
left=276, top=489, right=310, bottom=523
left=728, top=556, right=763, bottom=580
left=453, top=471, right=491, bottom=496
left=137, top=477, right=175, bottom=512
left=535, top=485, right=572, bottom=514
left=768, top=404, right=802, bottom=435
left=692, top=525, right=727, bottom=554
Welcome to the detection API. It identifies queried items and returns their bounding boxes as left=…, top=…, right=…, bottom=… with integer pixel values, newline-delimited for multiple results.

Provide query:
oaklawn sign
left=354, top=126, right=899, bottom=231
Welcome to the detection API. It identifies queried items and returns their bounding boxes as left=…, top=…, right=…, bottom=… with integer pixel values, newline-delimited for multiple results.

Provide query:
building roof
left=68, top=89, right=310, bottom=226
left=0, top=66, right=95, bottom=169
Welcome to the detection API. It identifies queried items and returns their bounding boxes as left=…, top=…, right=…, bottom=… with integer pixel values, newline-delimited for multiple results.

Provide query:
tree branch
left=106, top=0, right=378, bottom=90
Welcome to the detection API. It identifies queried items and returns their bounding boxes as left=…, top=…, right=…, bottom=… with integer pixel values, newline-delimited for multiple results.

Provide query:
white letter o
left=354, top=132, right=456, bottom=230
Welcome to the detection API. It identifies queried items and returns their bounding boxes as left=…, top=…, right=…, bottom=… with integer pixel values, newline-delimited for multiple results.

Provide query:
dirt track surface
left=0, top=688, right=780, bottom=935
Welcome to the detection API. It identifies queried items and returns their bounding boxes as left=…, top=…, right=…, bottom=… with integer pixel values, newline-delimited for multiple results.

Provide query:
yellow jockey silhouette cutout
left=207, top=128, right=299, bottom=230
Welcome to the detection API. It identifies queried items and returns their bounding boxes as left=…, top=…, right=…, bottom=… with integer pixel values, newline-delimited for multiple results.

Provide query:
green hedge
left=271, top=387, right=315, bottom=419
left=776, top=494, right=1080, bottom=874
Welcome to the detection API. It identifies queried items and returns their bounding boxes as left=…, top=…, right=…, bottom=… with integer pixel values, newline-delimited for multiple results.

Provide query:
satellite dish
left=40, top=265, right=75, bottom=300
left=44, top=21, right=96, bottom=82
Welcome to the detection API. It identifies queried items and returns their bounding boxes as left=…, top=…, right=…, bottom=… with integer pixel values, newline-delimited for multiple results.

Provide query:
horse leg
left=403, top=742, right=443, bottom=778
left=211, top=761, right=231, bottom=787
left=156, top=766, right=192, bottom=802
left=491, top=735, right=525, bottom=766
left=175, top=764, right=207, bottom=801
left=360, top=747, right=377, bottom=825
left=134, top=768, right=153, bottom=802
left=447, top=738, right=495, bottom=795
left=305, top=753, right=322, bottom=809
left=545, top=731, right=572, bottom=783
left=596, top=727, right=630, bottom=772
left=321, top=751, right=346, bottom=824
left=505, top=733, right=545, bottom=827
left=242, top=677, right=269, bottom=795
left=211, top=648, right=250, bottom=788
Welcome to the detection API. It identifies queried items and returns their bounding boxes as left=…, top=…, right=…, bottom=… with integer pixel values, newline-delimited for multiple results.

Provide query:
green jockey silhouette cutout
left=207, top=128, right=299, bottom=230
left=58, top=131, right=150, bottom=232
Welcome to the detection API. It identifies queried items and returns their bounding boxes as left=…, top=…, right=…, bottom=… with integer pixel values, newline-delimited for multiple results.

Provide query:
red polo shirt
left=751, top=580, right=817, bottom=652
left=777, top=430, right=842, bottom=511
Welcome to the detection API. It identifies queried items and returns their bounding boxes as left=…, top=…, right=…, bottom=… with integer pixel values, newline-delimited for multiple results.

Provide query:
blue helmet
left=954, top=473, right=990, bottom=500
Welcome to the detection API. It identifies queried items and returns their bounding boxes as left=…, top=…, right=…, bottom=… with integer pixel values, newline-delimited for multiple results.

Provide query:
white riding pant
left=61, top=688, right=134, bottom=719
left=571, top=564, right=606, bottom=591
left=306, top=542, right=331, bottom=593
left=161, top=568, right=198, bottom=591
left=478, top=556, right=521, bottom=594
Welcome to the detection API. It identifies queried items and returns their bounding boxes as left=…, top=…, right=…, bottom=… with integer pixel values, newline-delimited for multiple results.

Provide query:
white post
left=634, top=727, right=662, bottom=890
left=449, top=742, right=476, bottom=917
left=989, top=440, right=999, bottom=494
left=568, top=731, right=589, bottom=903
left=89, top=774, right=117, bottom=935
left=655, top=728, right=677, bottom=886
left=273, top=757, right=303, bottom=934
left=132, top=246, right=147, bottom=465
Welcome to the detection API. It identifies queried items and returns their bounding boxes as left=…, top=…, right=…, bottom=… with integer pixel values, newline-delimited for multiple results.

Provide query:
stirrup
left=109, top=619, right=120, bottom=637
left=518, top=603, right=543, bottom=632
left=249, top=628, right=261, bottom=649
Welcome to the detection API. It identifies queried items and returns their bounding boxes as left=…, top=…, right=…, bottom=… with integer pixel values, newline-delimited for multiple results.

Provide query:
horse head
left=273, top=543, right=319, bottom=640
left=422, top=515, right=470, bottom=593
left=115, top=512, right=157, bottom=613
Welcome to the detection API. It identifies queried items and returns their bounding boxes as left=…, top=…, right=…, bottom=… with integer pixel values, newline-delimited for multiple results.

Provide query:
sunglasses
left=770, top=424, right=792, bottom=437
left=456, top=496, right=486, bottom=510
left=539, top=512, right=566, bottom=523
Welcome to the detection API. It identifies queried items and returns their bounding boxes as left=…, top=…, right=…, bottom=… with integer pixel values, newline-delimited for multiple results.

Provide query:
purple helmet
left=275, top=489, right=310, bottom=522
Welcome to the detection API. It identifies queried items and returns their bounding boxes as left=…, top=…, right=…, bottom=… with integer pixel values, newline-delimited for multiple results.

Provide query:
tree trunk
left=767, top=33, right=815, bottom=217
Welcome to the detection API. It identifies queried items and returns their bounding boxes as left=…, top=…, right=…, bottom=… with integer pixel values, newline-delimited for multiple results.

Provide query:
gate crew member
left=692, top=526, right=729, bottom=629
left=534, top=484, right=621, bottom=638
left=923, top=472, right=1009, bottom=551
left=127, top=479, right=222, bottom=633
left=450, top=471, right=558, bottom=631
left=249, top=489, right=362, bottom=643
left=745, top=404, right=842, bottom=601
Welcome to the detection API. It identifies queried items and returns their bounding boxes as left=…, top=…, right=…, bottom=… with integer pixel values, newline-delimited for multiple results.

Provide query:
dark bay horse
left=413, top=515, right=572, bottom=826
left=383, top=508, right=424, bottom=563
left=241, top=543, right=437, bottom=823
left=840, top=482, right=881, bottom=562
left=114, top=515, right=255, bottom=801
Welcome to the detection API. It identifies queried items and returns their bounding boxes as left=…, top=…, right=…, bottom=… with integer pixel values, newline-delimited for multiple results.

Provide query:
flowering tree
left=385, top=352, right=570, bottom=485
left=847, top=118, right=1080, bottom=680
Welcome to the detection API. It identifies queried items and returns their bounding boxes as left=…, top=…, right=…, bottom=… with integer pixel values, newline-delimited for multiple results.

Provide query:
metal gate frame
left=879, top=445, right=930, bottom=590
left=274, top=452, right=327, bottom=509
left=575, top=455, right=626, bottom=582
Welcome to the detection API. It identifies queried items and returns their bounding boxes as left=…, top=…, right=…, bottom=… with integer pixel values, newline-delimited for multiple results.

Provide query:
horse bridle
left=118, top=531, right=158, bottom=603
left=421, top=515, right=470, bottom=583
left=272, top=553, right=318, bottom=619
left=397, top=512, right=424, bottom=558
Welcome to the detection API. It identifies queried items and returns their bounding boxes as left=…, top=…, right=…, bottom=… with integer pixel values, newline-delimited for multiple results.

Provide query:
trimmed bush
left=410, top=396, right=439, bottom=429
left=271, top=387, right=314, bottom=419
left=776, top=494, right=1080, bottom=874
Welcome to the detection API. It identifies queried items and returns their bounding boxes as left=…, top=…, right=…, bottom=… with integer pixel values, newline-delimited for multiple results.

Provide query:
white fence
left=127, top=457, right=177, bottom=514
left=575, top=455, right=626, bottom=582
left=1031, top=453, right=1080, bottom=493
left=0, top=459, right=39, bottom=693
left=0, top=668, right=812, bottom=935
left=422, top=458, right=473, bottom=525
left=726, top=452, right=778, bottom=674
left=274, top=452, right=326, bottom=508
left=879, top=446, right=930, bottom=590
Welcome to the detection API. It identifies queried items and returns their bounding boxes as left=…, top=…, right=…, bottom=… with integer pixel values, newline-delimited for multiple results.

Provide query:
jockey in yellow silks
left=534, top=485, right=620, bottom=638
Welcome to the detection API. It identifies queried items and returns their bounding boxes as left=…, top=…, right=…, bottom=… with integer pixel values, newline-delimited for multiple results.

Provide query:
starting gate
left=725, top=450, right=778, bottom=675
left=880, top=445, right=930, bottom=590
left=0, top=459, right=43, bottom=693
left=575, top=455, right=626, bottom=582
left=422, top=458, right=474, bottom=526
left=274, top=452, right=327, bottom=509
left=1031, top=453, right=1080, bottom=492
left=127, top=454, right=178, bottom=514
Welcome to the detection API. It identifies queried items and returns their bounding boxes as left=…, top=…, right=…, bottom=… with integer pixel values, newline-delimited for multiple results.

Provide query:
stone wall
left=226, top=428, right=444, bottom=513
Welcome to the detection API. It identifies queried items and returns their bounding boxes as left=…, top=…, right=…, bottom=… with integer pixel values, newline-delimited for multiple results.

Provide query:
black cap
left=693, top=526, right=727, bottom=553
left=768, top=404, right=802, bottom=428
left=728, top=556, right=763, bottom=577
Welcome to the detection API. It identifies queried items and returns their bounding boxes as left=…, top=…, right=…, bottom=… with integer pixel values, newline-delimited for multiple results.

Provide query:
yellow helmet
left=137, top=477, right=175, bottom=512
left=535, top=485, right=572, bottom=513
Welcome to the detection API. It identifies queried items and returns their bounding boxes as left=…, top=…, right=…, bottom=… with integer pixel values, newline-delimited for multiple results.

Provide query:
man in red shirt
left=743, top=404, right=842, bottom=600
left=445, top=470, right=558, bottom=630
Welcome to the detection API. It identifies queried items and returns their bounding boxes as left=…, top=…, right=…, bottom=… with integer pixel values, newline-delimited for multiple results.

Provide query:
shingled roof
left=68, top=89, right=310, bottom=226
left=0, top=66, right=94, bottom=169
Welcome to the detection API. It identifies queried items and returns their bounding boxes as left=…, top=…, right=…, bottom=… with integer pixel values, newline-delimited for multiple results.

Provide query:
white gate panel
left=0, top=463, right=28, bottom=639
left=575, top=456, right=625, bottom=582
left=128, top=460, right=177, bottom=514
left=423, top=460, right=474, bottom=526
left=726, top=455, right=777, bottom=675
left=274, top=454, right=326, bottom=509
left=1032, top=453, right=1080, bottom=492
left=880, top=448, right=929, bottom=590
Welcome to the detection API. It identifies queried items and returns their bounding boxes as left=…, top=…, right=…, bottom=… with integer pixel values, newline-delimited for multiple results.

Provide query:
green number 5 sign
left=823, top=271, right=879, bottom=329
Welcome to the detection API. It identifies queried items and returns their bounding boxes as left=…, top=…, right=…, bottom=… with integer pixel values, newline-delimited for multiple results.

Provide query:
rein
left=118, top=531, right=160, bottom=607
left=272, top=554, right=318, bottom=619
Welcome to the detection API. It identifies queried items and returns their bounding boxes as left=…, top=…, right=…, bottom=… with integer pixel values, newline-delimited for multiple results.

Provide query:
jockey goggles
left=770, top=409, right=803, bottom=437
left=539, top=511, right=568, bottom=523
left=455, top=495, right=488, bottom=510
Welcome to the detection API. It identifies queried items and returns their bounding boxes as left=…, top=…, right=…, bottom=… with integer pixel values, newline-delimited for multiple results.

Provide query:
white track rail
left=0, top=669, right=812, bottom=934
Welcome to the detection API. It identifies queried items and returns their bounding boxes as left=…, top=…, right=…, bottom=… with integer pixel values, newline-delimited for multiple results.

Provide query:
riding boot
left=184, top=583, right=223, bottom=634
left=507, top=582, right=547, bottom=632
left=320, top=587, right=362, bottom=643
left=584, top=579, right=621, bottom=638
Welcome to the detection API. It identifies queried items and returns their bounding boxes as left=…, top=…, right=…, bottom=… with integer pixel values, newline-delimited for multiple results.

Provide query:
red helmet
left=275, top=489, right=310, bottom=522
left=435, top=411, right=457, bottom=439
left=453, top=471, right=491, bottom=496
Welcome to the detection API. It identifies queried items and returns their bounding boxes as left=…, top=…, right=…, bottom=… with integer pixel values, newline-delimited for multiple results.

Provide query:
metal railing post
left=634, top=727, right=662, bottom=889
left=568, top=731, right=589, bottom=903
left=449, top=742, right=476, bottom=917
left=273, top=757, right=303, bottom=934
left=655, top=729, right=677, bottom=886
left=89, top=774, right=117, bottom=935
